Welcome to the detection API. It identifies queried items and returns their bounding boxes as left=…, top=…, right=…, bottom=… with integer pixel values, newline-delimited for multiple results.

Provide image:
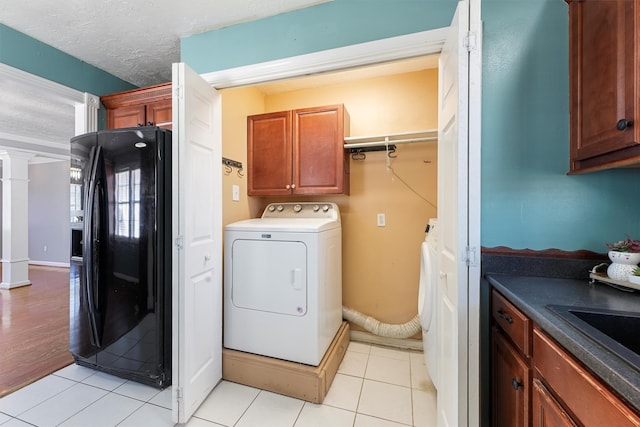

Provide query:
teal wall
left=181, top=0, right=456, bottom=73
left=182, top=0, right=640, bottom=253
left=482, top=0, right=640, bottom=252
left=1, top=24, right=135, bottom=95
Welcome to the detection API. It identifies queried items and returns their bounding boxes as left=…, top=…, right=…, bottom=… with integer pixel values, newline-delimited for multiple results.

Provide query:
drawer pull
left=511, top=378, right=524, bottom=391
left=497, top=308, right=514, bottom=324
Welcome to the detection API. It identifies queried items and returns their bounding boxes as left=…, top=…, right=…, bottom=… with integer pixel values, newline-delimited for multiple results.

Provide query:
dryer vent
left=342, top=306, right=421, bottom=339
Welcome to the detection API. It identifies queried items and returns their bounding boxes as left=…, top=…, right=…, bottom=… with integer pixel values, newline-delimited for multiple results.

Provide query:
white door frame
left=201, top=4, right=482, bottom=423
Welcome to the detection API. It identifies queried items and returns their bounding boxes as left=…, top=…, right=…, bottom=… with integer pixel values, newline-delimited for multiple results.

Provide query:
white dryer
left=418, top=218, right=439, bottom=389
left=224, top=202, right=342, bottom=366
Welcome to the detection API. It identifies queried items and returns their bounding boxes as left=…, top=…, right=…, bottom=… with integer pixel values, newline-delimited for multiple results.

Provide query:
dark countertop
left=486, top=273, right=640, bottom=413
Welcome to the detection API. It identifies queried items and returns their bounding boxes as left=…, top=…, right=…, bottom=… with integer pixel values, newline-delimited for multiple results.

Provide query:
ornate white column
left=75, top=92, right=100, bottom=135
left=0, top=150, right=35, bottom=289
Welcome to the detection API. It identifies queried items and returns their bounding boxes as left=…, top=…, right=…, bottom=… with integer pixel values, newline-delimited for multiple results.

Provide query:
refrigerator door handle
left=83, top=145, right=102, bottom=347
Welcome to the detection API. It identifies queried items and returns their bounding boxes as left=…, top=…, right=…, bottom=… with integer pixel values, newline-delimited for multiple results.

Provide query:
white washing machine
left=418, top=218, right=439, bottom=389
left=224, top=202, right=342, bottom=366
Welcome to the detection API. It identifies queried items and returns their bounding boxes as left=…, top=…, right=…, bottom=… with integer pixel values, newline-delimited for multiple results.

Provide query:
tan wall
left=220, top=68, right=438, bottom=335
left=220, top=86, right=268, bottom=221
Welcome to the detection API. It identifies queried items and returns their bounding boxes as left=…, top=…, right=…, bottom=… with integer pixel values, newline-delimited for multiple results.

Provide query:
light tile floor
left=0, top=342, right=437, bottom=427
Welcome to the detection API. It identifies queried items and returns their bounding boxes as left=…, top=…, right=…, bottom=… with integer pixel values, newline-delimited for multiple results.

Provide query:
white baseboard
left=28, top=260, right=70, bottom=268
left=349, top=330, right=423, bottom=351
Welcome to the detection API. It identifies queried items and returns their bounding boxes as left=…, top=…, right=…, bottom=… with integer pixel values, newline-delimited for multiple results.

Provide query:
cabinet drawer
left=492, top=290, right=531, bottom=357
left=533, top=328, right=640, bottom=427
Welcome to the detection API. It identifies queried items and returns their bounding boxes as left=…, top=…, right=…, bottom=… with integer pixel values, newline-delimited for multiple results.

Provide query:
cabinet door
left=147, top=99, right=173, bottom=130
left=533, top=328, right=640, bottom=427
left=293, top=105, right=348, bottom=195
left=532, top=379, right=577, bottom=427
left=107, top=105, right=145, bottom=129
left=247, top=111, right=292, bottom=196
left=569, top=0, right=640, bottom=172
left=492, top=327, right=530, bottom=427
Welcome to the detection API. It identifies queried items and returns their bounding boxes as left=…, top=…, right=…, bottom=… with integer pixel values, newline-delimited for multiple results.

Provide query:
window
left=70, top=184, right=82, bottom=213
left=115, top=168, right=141, bottom=238
left=70, top=165, right=83, bottom=214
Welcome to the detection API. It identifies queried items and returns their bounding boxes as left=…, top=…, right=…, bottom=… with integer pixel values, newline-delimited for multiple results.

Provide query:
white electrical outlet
left=232, top=185, right=240, bottom=201
left=377, top=213, right=386, bottom=227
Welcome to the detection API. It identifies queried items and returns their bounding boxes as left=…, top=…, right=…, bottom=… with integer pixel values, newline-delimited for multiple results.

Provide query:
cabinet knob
left=497, top=308, right=513, bottom=324
left=291, top=184, right=296, bottom=189
left=616, top=119, right=633, bottom=131
left=286, top=184, right=291, bottom=190
left=511, top=378, right=524, bottom=391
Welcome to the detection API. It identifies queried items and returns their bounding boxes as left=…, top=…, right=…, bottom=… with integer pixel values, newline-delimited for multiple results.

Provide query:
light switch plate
left=232, top=185, right=240, bottom=201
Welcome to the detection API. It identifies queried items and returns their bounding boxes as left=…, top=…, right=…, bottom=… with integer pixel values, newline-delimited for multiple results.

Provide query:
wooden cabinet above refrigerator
left=101, top=83, right=172, bottom=130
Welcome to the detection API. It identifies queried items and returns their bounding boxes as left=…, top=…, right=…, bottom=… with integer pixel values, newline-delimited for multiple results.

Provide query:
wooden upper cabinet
left=108, top=104, right=145, bottom=130
left=101, top=83, right=172, bottom=130
left=247, top=104, right=350, bottom=196
left=247, top=111, right=293, bottom=196
left=567, top=0, right=640, bottom=173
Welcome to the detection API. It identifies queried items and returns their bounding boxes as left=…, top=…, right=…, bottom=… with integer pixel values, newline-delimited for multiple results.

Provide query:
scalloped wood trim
left=481, top=246, right=607, bottom=260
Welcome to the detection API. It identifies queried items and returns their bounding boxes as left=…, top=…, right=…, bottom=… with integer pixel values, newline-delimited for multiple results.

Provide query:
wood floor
left=0, top=265, right=73, bottom=397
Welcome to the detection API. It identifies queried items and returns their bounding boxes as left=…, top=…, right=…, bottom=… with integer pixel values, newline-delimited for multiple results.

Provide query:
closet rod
left=344, top=136, right=437, bottom=149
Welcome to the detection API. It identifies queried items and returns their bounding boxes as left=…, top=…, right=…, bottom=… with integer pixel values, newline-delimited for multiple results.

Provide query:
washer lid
left=225, top=217, right=341, bottom=232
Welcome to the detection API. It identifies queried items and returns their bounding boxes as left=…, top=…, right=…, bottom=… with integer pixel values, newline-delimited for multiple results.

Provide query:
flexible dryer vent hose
left=342, top=306, right=421, bottom=339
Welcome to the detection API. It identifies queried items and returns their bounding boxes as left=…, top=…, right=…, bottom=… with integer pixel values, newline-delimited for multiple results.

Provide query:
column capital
left=0, top=150, right=36, bottom=161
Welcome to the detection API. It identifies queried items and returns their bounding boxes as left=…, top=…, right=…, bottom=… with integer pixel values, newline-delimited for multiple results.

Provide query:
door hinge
left=464, top=31, right=477, bottom=52
left=175, top=235, right=184, bottom=250
left=175, top=386, right=184, bottom=413
left=174, top=85, right=183, bottom=100
left=465, top=246, right=478, bottom=267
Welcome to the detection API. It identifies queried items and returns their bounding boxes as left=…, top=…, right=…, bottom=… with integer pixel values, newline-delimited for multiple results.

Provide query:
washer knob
left=293, top=204, right=302, bottom=213
left=276, top=205, right=284, bottom=212
left=322, top=204, right=330, bottom=212
left=313, top=205, right=320, bottom=212
left=267, top=205, right=276, bottom=212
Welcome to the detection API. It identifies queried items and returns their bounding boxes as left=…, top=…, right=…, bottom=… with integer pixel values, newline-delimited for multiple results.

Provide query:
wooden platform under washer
left=222, top=322, right=350, bottom=403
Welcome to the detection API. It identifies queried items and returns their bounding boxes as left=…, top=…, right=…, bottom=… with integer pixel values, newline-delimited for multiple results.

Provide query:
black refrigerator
left=69, top=127, right=172, bottom=388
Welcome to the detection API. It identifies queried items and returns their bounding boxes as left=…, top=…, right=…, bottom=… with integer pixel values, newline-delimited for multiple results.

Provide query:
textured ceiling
left=0, top=0, right=328, bottom=162
left=0, top=0, right=329, bottom=87
left=0, top=1, right=438, bottom=164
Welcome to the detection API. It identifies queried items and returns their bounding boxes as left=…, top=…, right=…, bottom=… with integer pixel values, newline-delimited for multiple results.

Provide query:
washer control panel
left=262, top=202, right=340, bottom=220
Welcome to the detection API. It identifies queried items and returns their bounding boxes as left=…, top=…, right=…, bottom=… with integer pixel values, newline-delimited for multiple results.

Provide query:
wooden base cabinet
left=247, top=104, right=349, bottom=196
left=492, top=327, right=530, bottom=427
left=101, top=83, right=172, bottom=130
left=533, top=328, right=640, bottom=427
left=490, top=289, right=640, bottom=427
left=532, top=379, right=576, bottom=427
left=566, top=0, right=640, bottom=173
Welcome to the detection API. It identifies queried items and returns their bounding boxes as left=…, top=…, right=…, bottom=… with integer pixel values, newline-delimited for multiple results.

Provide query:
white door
left=437, top=2, right=470, bottom=427
left=171, top=62, right=222, bottom=424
